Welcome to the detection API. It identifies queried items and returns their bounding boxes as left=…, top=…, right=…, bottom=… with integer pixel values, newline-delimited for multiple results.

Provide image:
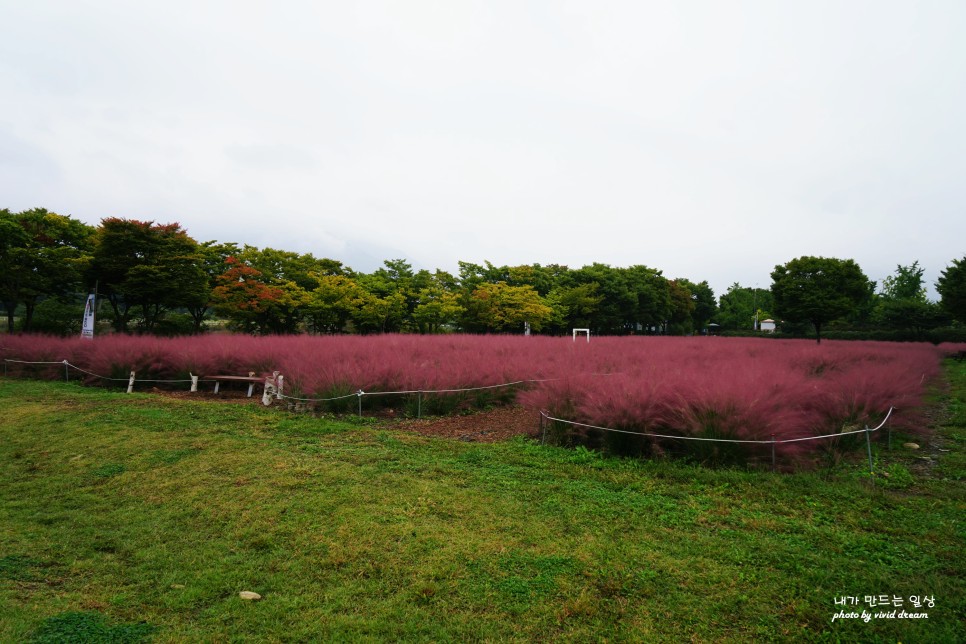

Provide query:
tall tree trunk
left=3, top=300, right=15, bottom=332
left=22, top=298, right=38, bottom=332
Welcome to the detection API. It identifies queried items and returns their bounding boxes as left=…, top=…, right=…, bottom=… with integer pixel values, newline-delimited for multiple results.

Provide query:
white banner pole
left=80, top=293, right=96, bottom=339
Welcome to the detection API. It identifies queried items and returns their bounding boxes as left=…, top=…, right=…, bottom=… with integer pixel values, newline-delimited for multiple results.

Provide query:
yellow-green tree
left=467, top=282, right=552, bottom=333
left=307, top=274, right=368, bottom=334
left=413, top=288, right=464, bottom=334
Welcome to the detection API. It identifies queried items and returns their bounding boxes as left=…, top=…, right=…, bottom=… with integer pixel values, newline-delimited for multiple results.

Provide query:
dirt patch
left=393, top=406, right=542, bottom=443
left=147, top=387, right=269, bottom=405
left=148, top=387, right=540, bottom=442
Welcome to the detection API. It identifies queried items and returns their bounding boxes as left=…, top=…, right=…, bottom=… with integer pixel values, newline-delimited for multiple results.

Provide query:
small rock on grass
left=903, top=442, right=920, bottom=450
left=239, top=591, right=262, bottom=601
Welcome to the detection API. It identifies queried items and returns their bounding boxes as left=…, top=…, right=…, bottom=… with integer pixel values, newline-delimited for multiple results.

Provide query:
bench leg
left=247, top=383, right=254, bottom=397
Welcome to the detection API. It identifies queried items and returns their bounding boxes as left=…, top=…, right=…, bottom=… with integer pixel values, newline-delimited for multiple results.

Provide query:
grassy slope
left=0, top=364, right=963, bottom=643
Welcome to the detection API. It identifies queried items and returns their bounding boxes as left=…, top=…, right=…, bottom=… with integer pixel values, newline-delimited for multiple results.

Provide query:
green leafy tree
left=88, top=219, right=209, bottom=333
left=505, top=264, right=561, bottom=296
left=875, top=298, right=948, bottom=338
left=770, top=256, right=874, bottom=343
left=545, top=282, right=602, bottom=333
left=122, top=255, right=209, bottom=332
left=352, top=291, right=407, bottom=334
left=937, top=256, right=966, bottom=324
left=306, top=275, right=368, bottom=334
left=880, top=261, right=927, bottom=302
left=667, top=280, right=696, bottom=335
left=219, top=246, right=346, bottom=333
left=717, top=284, right=772, bottom=332
left=676, top=278, right=717, bottom=333
left=238, top=246, right=348, bottom=291
left=0, top=208, right=95, bottom=332
left=357, top=259, right=416, bottom=332
left=465, top=282, right=552, bottom=333
left=623, top=265, right=672, bottom=334
left=874, top=262, right=946, bottom=338
left=566, top=264, right=633, bottom=334
left=186, top=241, right=240, bottom=333
left=412, top=271, right=464, bottom=334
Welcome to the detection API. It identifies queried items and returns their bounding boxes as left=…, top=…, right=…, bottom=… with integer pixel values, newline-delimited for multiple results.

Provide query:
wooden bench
left=196, top=371, right=283, bottom=406
left=208, top=373, right=263, bottom=397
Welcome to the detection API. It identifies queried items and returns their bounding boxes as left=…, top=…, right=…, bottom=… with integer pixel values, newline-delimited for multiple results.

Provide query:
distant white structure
left=573, top=328, right=590, bottom=342
left=760, top=319, right=776, bottom=333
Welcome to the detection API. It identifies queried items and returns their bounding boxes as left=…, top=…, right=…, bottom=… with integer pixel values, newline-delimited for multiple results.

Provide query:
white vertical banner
left=81, top=293, right=96, bottom=339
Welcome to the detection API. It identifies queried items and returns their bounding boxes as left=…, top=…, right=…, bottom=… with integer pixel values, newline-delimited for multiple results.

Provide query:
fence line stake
left=417, top=391, right=422, bottom=419
left=64, top=360, right=69, bottom=383
left=771, top=434, right=776, bottom=472
left=865, top=425, right=875, bottom=488
left=540, top=412, right=547, bottom=445
left=357, top=390, right=363, bottom=418
left=262, top=375, right=275, bottom=407
left=127, top=371, right=136, bottom=394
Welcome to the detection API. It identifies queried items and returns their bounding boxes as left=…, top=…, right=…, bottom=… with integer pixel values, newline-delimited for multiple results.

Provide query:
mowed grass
left=1, top=364, right=964, bottom=642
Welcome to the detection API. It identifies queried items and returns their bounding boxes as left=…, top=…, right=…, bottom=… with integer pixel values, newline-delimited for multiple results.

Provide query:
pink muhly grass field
left=2, top=333, right=960, bottom=463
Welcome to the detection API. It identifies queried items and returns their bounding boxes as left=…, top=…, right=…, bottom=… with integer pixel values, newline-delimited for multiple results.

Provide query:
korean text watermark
left=831, top=595, right=934, bottom=623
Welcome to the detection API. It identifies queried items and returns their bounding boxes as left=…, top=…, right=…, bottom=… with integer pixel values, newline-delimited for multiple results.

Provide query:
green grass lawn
left=1, top=363, right=964, bottom=642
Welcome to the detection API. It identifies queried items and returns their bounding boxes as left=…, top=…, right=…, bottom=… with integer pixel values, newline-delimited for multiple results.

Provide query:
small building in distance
left=760, top=319, right=776, bottom=333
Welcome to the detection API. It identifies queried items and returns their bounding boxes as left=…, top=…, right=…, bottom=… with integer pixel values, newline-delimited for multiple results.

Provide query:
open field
left=1, top=361, right=964, bottom=642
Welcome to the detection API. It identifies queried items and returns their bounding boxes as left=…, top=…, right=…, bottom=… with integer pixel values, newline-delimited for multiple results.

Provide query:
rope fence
left=539, top=407, right=895, bottom=481
left=2, top=358, right=597, bottom=417
left=4, top=359, right=266, bottom=397
left=4, top=357, right=900, bottom=480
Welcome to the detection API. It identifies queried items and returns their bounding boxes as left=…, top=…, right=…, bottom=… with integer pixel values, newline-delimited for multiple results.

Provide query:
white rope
left=778, top=407, right=894, bottom=443
left=7, top=359, right=208, bottom=384
left=274, top=373, right=628, bottom=402
left=541, top=414, right=773, bottom=444
left=276, top=379, right=534, bottom=403
left=5, top=359, right=623, bottom=399
left=0, top=358, right=898, bottom=444
left=63, top=364, right=128, bottom=381
left=541, top=406, right=894, bottom=445
left=278, top=391, right=359, bottom=403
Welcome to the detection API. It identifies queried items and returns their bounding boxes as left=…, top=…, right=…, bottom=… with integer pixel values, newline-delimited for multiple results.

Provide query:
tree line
left=2, top=208, right=964, bottom=341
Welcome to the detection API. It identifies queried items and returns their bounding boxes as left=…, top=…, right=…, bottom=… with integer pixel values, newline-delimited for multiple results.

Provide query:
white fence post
left=127, top=371, right=136, bottom=394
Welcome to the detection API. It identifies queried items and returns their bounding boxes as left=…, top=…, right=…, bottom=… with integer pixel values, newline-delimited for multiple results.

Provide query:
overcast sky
left=2, top=1, right=964, bottom=298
